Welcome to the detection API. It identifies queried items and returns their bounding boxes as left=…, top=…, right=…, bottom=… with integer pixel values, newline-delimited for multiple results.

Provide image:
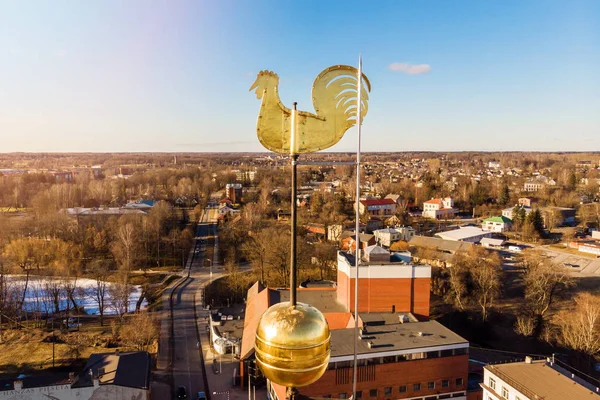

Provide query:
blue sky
left=0, top=0, right=598, bottom=152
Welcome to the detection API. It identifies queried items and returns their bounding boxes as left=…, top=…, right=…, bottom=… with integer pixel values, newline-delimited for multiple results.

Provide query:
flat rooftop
left=331, top=318, right=468, bottom=358
left=486, top=360, right=600, bottom=399
left=276, top=288, right=348, bottom=313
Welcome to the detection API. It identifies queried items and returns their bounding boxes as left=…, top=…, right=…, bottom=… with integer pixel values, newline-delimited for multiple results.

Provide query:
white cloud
left=55, top=50, right=68, bottom=57
left=388, top=62, right=431, bottom=75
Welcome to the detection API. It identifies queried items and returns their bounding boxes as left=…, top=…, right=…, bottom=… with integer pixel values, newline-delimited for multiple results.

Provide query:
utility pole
left=52, top=318, right=55, bottom=368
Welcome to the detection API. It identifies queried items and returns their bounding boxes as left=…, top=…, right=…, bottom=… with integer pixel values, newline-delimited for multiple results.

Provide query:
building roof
left=330, top=318, right=468, bottom=359
left=364, top=244, right=390, bottom=256
left=74, top=351, right=151, bottom=389
left=323, top=312, right=353, bottom=330
left=480, top=238, right=506, bottom=246
left=484, top=216, right=513, bottom=224
left=435, top=227, right=490, bottom=242
left=373, top=227, right=399, bottom=235
left=64, top=207, right=147, bottom=216
left=342, top=233, right=375, bottom=243
left=485, top=359, right=600, bottom=399
left=409, top=235, right=475, bottom=253
left=502, top=205, right=532, bottom=213
left=277, top=289, right=348, bottom=313
left=0, top=373, right=72, bottom=391
left=424, top=198, right=443, bottom=205
left=360, top=198, right=396, bottom=207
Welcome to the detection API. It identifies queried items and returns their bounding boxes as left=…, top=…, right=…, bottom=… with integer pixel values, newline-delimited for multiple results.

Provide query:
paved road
left=171, top=210, right=215, bottom=399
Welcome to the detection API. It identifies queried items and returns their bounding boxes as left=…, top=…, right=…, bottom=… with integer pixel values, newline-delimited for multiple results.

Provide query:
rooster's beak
left=249, top=80, right=258, bottom=92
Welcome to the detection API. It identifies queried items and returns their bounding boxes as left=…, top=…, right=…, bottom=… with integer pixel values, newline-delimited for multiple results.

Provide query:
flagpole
left=290, top=102, right=298, bottom=307
left=352, top=55, right=363, bottom=400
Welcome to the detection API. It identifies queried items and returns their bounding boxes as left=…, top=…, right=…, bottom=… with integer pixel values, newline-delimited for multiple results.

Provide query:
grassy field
left=0, top=314, right=156, bottom=375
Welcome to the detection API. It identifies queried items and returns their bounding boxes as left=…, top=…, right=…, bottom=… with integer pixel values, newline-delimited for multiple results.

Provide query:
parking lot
left=493, top=245, right=600, bottom=277
left=541, top=249, right=600, bottom=276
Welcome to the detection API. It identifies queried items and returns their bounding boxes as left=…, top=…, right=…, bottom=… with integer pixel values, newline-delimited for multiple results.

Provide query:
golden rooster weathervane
left=250, top=62, right=371, bottom=400
left=250, top=65, right=371, bottom=154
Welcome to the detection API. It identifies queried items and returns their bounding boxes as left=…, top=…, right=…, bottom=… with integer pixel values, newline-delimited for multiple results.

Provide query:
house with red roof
left=423, top=197, right=458, bottom=219
left=357, top=198, right=397, bottom=216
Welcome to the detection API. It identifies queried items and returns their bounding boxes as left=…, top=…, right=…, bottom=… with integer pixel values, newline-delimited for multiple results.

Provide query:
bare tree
left=554, top=292, right=600, bottom=356
left=89, top=260, right=110, bottom=326
left=448, top=247, right=503, bottom=320
left=521, top=251, right=574, bottom=319
left=312, top=242, right=337, bottom=280
left=120, top=312, right=158, bottom=351
left=242, top=229, right=271, bottom=284
left=113, top=222, right=136, bottom=272
left=109, top=273, right=132, bottom=323
left=446, top=262, right=468, bottom=311
left=470, top=251, right=502, bottom=321
left=44, top=279, right=63, bottom=314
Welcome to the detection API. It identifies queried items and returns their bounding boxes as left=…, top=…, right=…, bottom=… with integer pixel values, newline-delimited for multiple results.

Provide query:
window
left=355, top=391, right=362, bottom=399
left=454, top=347, right=468, bottom=355
left=338, top=394, right=347, bottom=399
left=427, top=381, right=435, bottom=390
left=440, top=349, right=453, bottom=357
left=489, top=377, right=496, bottom=390
left=384, top=387, right=392, bottom=396
left=413, top=383, right=421, bottom=392
left=369, top=389, right=377, bottom=397
left=502, top=387, right=509, bottom=399
left=399, top=385, right=407, bottom=393
left=456, top=378, right=464, bottom=386
left=442, top=379, right=449, bottom=388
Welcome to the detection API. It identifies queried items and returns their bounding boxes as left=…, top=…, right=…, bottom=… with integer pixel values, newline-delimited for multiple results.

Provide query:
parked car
left=176, top=386, right=187, bottom=399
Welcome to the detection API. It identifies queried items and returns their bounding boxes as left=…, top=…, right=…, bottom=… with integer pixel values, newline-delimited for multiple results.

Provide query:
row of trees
left=434, top=248, right=600, bottom=359
left=219, top=216, right=338, bottom=290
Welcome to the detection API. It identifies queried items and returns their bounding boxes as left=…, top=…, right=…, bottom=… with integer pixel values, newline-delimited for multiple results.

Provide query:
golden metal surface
left=255, top=302, right=331, bottom=387
left=250, top=66, right=371, bottom=154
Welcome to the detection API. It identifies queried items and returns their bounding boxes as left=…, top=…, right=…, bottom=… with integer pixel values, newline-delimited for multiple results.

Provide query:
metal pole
left=52, top=319, right=55, bottom=368
left=352, top=55, right=363, bottom=400
left=290, top=102, right=298, bottom=307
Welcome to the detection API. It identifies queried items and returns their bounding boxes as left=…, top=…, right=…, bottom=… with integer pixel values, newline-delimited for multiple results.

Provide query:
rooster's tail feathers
left=312, top=65, right=371, bottom=127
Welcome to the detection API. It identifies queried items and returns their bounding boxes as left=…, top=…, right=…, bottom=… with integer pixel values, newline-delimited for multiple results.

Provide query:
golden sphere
left=255, top=301, right=331, bottom=387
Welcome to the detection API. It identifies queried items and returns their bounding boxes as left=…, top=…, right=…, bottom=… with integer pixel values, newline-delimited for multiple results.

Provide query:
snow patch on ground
left=9, top=276, right=147, bottom=315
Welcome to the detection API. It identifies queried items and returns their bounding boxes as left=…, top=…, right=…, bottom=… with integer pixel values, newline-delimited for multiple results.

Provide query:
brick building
left=335, top=251, right=431, bottom=318
left=240, top=247, right=469, bottom=400
left=225, top=183, right=243, bottom=203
